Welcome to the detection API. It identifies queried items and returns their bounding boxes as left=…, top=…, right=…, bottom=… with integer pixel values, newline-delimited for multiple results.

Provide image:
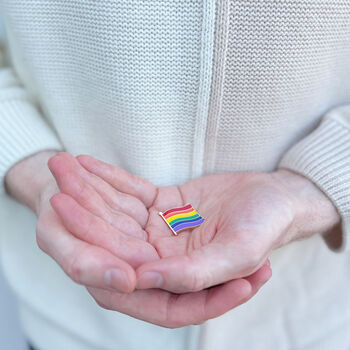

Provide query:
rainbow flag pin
left=159, top=204, right=205, bottom=235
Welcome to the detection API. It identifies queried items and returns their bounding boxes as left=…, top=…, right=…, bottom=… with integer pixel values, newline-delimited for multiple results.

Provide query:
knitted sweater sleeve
left=0, top=40, right=62, bottom=195
left=278, top=105, right=350, bottom=252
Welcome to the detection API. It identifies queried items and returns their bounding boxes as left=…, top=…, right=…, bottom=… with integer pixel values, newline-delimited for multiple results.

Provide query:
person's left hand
left=135, top=168, right=341, bottom=294
left=135, top=167, right=340, bottom=293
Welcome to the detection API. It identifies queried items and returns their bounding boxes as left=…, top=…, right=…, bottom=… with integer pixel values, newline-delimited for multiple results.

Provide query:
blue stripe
left=173, top=218, right=205, bottom=232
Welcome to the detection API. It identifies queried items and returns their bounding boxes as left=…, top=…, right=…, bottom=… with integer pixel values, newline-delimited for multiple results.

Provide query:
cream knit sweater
left=0, top=1, right=350, bottom=350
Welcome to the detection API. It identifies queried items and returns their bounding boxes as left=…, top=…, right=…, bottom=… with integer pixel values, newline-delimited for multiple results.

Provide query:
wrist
left=5, top=150, right=59, bottom=214
left=271, top=168, right=341, bottom=246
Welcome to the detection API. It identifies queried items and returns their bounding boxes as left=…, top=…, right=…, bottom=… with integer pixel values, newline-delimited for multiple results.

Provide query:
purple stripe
left=171, top=216, right=202, bottom=229
left=174, top=217, right=204, bottom=233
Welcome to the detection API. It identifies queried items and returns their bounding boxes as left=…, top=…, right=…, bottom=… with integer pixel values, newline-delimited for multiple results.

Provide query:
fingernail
left=105, top=269, right=129, bottom=292
left=137, top=272, right=163, bottom=289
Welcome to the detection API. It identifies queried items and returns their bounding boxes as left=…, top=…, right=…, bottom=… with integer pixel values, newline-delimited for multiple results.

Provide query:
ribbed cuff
left=278, top=106, right=350, bottom=252
left=0, top=99, right=63, bottom=195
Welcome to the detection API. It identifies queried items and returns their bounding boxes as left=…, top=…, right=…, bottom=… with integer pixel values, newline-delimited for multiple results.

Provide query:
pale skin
left=5, top=151, right=341, bottom=328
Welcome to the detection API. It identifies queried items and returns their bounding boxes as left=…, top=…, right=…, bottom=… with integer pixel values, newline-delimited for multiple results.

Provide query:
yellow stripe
left=166, top=210, right=197, bottom=223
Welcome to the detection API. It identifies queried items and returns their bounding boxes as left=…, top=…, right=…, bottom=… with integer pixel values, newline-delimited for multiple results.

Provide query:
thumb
left=136, top=243, right=266, bottom=293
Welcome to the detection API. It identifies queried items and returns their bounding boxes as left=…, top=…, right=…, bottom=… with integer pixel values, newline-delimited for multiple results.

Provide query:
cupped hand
left=48, top=152, right=272, bottom=327
left=136, top=170, right=293, bottom=293
left=35, top=180, right=139, bottom=293
left=135, top=167, right=339, bottom=294
left=5, top=151, right=137, bottom=294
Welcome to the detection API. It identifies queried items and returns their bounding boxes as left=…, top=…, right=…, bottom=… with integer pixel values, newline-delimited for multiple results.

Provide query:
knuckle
left=182, top=265, right=205, bottom=292
left=182, top=276, right=199, bottom=292
left=78, top=183, right=92, bottom=201
left=35, top=233, right=45, bottom=252
left=109, top=186, right=124, bottom=201
left=246, top=243, right=265, bottom=267
left=94, top=298, right=111, bottom=310
left=66, top=254, right=83, bottom=284
left=245, top=252, right=260, bottom=268
left=35, top=222, right=47, bottom=253
left=82, top=215, right=96, bottom=240
left=234, top=233, right=265, bottom=268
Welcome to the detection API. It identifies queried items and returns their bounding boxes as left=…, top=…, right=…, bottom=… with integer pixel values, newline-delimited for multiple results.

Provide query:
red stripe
left=164, top=206, right=194, bottom=219
left=162, top=204, right=192, bottom=217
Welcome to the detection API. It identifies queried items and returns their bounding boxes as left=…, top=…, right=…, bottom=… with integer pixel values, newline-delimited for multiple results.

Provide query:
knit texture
left=205, top=0, right=350, bottom=253
left=1, top=0, right=206, bottom=189
left=0, top=44, right=62, bottom=193
left=0, top=1, right=350, bottom=349
left=279, top=107, right=350, bottom=252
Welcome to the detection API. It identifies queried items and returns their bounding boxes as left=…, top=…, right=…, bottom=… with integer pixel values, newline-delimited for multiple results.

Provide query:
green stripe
left=168, top=213, right=199, bottom=226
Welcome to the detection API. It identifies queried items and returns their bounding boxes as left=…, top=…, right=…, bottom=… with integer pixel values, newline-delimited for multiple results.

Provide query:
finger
left=87, top=277, right=253, bottom=328
left=79, top=169, right=149, bottom=228
left=48, top=152, right=148, bottom=234
left=73, top=153, right=150, bottom=227
left=136, top=243, right=266, bottom=293
left=36, top=208, right=136, bottom=293
left=77, top=154, right=157, bottom=208
left=244, top=261, right=272, bottom=297
left=205, top=263, right=271, bottom=319
left=50, top=193, right=159, bottom=268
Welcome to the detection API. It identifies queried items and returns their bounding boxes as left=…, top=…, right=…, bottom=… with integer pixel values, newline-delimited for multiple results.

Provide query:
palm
left=145, top=176, right=248, bottom=259
left=141, top=173, right=292, bottom=292
left=142, top=183, right=213, bottom=259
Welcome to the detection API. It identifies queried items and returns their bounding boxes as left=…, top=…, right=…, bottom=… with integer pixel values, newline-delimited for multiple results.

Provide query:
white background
left=0, top=266, right=27, bottom=349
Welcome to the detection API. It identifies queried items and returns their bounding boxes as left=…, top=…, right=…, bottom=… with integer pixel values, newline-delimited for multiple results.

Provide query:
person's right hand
left=5, top=151, right=140, bottom=293
left=36, top=179, right=142, bottom=293
left=47, top=152, right=272, bottom=327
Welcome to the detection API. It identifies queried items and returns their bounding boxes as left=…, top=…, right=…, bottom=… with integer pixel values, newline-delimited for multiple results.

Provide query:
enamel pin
left=159, top=204, right=205, bottom=236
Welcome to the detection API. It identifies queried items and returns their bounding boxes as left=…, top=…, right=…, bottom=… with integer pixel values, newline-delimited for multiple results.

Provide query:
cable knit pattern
left=0, top=1, right=350, bottom=350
